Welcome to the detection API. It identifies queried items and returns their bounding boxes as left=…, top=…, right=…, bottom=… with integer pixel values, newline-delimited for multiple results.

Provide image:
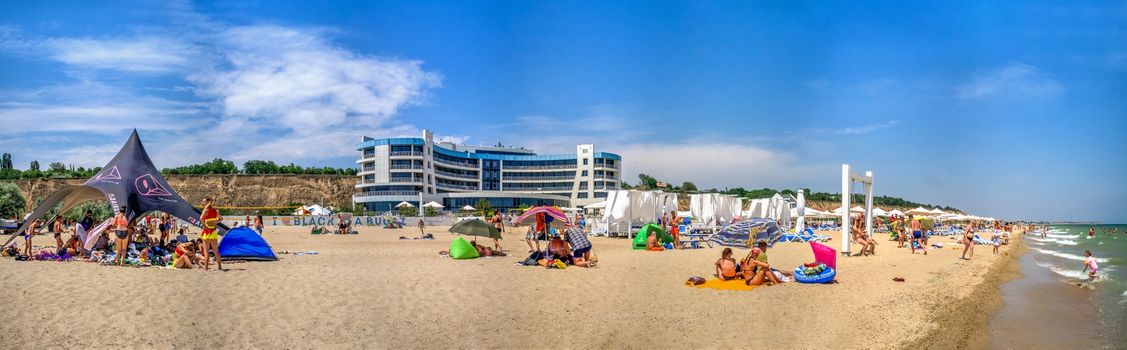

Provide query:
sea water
left=993, top=224, right=1126, bottom=349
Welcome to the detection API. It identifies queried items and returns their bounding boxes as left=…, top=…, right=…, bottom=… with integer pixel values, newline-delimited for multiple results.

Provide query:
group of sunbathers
left=714, top=241, right=791, bottom=286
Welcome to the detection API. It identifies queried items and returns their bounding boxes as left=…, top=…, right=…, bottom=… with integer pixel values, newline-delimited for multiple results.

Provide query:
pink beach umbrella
left=512, top=206, right=570, bottom=228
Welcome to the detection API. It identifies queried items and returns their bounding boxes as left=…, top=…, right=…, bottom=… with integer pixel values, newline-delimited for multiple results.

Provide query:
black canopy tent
left=4, top=130, right=223, bottom=246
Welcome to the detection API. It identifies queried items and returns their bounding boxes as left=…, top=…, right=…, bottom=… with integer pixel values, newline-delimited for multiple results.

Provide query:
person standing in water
left=1082, top=250, right=1099, bottom=281
left=199, top=197, right=223, bottom=271
left=1089, top=226, right=1095, bottom=238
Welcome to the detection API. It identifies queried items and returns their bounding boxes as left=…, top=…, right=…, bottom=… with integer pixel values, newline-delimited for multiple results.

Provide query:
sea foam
left=1031, top=247, right=1110, bottom=263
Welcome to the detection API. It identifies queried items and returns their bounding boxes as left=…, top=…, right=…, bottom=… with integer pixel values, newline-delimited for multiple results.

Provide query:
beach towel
left=687, top=278, right=758, bottom=291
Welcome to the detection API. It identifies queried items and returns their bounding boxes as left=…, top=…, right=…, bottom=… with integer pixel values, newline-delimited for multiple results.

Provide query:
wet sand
left=0, top=226, right=1021, bottom=349
left=989, top=247, right=1100, bottom=349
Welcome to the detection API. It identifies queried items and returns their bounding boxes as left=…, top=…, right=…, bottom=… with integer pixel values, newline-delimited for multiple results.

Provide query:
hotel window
left=578, top=193, right=589, bottom=198
left=581, top=170, right=588, bottom=176
left=582, top=159, right=588, bottom=165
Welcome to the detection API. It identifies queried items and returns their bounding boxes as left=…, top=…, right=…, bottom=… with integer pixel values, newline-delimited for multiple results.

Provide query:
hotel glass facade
left=354, top=130, right=622, bottom=212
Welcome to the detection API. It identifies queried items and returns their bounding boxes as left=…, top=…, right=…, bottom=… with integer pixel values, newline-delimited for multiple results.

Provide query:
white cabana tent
left=888, top=209, right=905, bottom=217
left=422, top=201, right=445, bottom=208
left=872, top=207, right=889, bottom=216
left=460, top=205, right=475, bottom=211
left=928, top=208, right=946, bottom=215
left=601, top=190, right=679, bottom=238
left=394, top=201, right=415, bottom=208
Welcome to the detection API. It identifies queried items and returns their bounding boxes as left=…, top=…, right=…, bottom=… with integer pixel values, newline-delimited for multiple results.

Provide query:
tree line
left=0, top=153, right=357, bottom=179
left=622, top=173, right=959, bottom=212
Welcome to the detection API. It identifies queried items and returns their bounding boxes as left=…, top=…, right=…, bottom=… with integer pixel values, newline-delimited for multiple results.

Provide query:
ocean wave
left=1027, top=237, right=1079, bottom=245
left=1035, top=261, right=1105, bottom=282
left=1046, top=233, right=1079, bottom=239
left=1031, top=247, right=1110, bottom=263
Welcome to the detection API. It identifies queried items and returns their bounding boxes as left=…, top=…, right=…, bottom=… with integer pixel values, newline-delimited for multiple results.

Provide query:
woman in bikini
left=960, top=221, right=975, bottom=260
left=112, top=207, right=130, bottom=266
left=490, top=210, right=504, bottom=251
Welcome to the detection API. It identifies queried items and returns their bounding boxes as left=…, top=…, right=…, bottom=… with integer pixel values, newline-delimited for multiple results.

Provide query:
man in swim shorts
left=909, top=214, right=926, bottom=255
left=199, top=197, right=223, bottom=271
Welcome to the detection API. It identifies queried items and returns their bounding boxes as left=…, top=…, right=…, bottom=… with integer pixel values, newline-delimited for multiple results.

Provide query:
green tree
left=48, top=162, right=66, bottom=173
left=0, top=182, right=26, bottom=219
left=62, top=201, right=113, bottom=222
left=620, top=181, right=633, bottom=190
left=1, top=153, right=11, bottom=170
left=424, top=207, right=439, bottom=217
left=243, top=160, right=280, bottom=174
left=680, top=181, right=698, bottom=192
left=637, top=173, right=657, bottom=189
left=398, top=206, right=418, bottom=217
left=475, top=198, right=493, bottom=217
left=29, top=160, right=39, bottom=172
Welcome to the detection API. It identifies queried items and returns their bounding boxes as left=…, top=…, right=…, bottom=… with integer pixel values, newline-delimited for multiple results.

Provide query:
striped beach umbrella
left=512, top=206, right=569, bottom=227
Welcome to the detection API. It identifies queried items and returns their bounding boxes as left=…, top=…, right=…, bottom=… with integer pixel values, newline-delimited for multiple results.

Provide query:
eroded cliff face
left=5, top=175, right=356, bottom=211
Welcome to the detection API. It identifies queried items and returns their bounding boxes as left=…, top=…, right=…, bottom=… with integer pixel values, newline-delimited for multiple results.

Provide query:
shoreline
left=904, top=232, right=1027, bottom=349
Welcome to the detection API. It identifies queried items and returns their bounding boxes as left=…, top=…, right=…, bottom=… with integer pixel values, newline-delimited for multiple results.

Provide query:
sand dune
left=0, top=226, right=1019, bottom=349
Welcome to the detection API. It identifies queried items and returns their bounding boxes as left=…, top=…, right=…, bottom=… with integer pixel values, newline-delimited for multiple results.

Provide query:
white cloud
left=0, top=12, right=442, bottom=167
left=956, top=63, right=1063, bottom=100
left=837, top=120, right=898, bottom=135
left=616, top=143, right=816, bottom=189
left=46, top=37, right=198, bottom=73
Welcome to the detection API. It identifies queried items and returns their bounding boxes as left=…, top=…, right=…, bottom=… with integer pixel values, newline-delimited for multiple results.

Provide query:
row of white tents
left=583, top=190, right=999, bottom=237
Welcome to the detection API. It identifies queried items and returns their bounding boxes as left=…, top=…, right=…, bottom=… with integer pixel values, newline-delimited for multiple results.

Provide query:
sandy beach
left=0, top=226, right=1021, bottom=349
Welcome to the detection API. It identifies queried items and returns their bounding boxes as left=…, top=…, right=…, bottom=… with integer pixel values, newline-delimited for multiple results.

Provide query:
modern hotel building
left=354, top=130, right=622, bottom=212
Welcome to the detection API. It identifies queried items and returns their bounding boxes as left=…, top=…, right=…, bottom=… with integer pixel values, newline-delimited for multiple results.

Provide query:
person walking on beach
left=1082, top=250, right=1099, bottom=281
left=112, top=207, right=129, bottom=266
left=909, top=214, right=926, bottom=255
left=417, top=219, right=425, bottom=236
left=960, top=221, right=975, bottom=260
left=199, top=197, right=223, bottom=271
left=490, top=210, right=503, bottom=251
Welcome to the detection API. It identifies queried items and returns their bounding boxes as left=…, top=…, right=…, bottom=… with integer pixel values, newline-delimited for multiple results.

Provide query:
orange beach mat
left=687, top=278, right=758, bottom=291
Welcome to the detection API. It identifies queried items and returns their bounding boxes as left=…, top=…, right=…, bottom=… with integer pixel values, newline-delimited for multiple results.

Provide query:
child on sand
left=715, top=248, right=738, bottom=280
left=1082, top=250, right=1099, bottom=281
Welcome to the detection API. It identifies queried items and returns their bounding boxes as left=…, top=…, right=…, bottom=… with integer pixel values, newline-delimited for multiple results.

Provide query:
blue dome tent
left=218, top=227, right=278, bottom=261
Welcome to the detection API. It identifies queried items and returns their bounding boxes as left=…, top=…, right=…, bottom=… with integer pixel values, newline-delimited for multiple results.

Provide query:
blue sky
left=1, top=1, right=1125, bottom=222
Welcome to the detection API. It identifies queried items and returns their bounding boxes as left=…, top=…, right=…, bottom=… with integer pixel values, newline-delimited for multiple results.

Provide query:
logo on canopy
left=86, top=166, right=122, bottom=184
left=135, top=174, right=172, bottom=196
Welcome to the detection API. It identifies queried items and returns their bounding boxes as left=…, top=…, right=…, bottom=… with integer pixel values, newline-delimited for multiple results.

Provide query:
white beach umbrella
left=461, top=205, right=475, bottom=211
left=928, top=208, right=946, bottom=215
left=395, top=201, right=415, bottom=208
left=907, top=207, right=931, bottom=215
left=851, top=205, right=865, bottom=213
left=872, top=208, right=889, bottom=216
left=422, top=201, right=445, bottom=208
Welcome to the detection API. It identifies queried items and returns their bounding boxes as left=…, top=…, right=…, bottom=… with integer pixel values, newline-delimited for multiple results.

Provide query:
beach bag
left=521, top=251, right=545, bottom=266
left=686, top=276, right=706, bottom=285
left=14, top=254, right=29, bottom=261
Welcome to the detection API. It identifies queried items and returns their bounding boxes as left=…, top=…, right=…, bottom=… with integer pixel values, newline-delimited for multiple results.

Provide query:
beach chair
left=681, top=226, right=713, bottom=248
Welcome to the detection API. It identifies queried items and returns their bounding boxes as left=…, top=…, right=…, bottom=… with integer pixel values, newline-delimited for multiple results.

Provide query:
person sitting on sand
left=646, top=230, right=664, bottom=251
left=715, top=248, right=739, bottom=280
left=742, top=242, right=782, bottom=286
left=173, top=242, right=196, bottom=269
